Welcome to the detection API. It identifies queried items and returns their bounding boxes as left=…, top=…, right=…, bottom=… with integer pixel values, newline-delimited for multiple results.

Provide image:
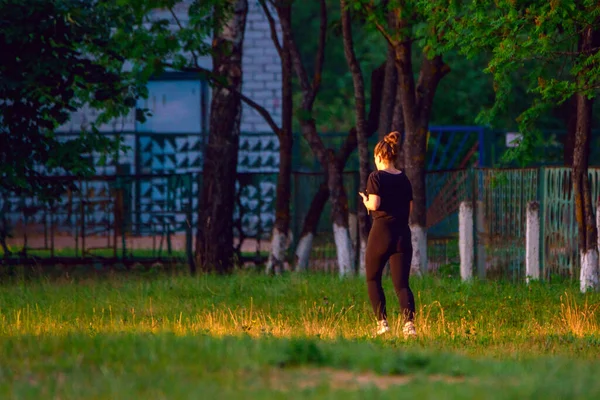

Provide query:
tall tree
left=196, top=0, right=248, bottom=273
left=354, top=0, right=451, bottom=273
left=275, top=0, right=356, bottom=275
left=429, top=0, right=600, bottom=291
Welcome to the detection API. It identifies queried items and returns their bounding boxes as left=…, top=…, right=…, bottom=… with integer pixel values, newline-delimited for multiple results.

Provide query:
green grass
left=1, top=271, right=600, bottom=399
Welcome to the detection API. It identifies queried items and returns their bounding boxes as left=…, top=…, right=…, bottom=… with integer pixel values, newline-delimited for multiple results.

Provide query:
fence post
left=526, top=201, right=540, bottom=284
left=476, top=200, right=486, bottom=280
left=459, top=201, right=474, bottom=281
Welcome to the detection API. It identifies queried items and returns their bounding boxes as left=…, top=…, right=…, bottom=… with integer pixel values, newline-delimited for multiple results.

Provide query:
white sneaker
left=402, top=321, right=417, bottom=338
left=376, top=319, right=390, bottom=335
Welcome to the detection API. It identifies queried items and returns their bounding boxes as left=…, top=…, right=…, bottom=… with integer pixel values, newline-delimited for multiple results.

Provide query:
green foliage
left=0, top=0, right=141, bottom=199
left=423, top=0, right=600, bottom=164
left=109, top=0, right=228, bottom=82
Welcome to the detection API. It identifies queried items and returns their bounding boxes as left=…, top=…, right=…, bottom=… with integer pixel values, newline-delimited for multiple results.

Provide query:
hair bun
left=384, top=131, right=400, bottom=146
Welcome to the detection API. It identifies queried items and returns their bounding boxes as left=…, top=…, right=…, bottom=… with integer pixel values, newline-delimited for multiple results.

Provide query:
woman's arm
left=359, top=192, right=380, bottom=211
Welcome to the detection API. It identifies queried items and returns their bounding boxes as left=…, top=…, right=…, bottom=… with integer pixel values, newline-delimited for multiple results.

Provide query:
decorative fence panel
left=540, top=167, right=600, bottom=279
left=476, top=168, right=538, bottom=281
left=1, top=174, right=195, bottom=264
left=425, top=169, right=475, bottom=271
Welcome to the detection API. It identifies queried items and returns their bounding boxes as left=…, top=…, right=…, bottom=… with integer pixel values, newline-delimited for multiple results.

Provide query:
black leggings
left=365, top=220, right=415, bottom=323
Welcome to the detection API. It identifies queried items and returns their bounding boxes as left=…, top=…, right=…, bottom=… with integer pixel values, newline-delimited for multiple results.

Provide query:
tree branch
left=168, top=6, right=202, bottom=71
left=415, top=54, right=451, bottom=124
left=312, top=0, right=327, bottom=94
left=163, top=62, right=282, bottom=137
left=336, top=62, right=386, bottom=167
left=277, top=4, right=311, bottom=96
left=275, top=0, right=328, bottom=167
left=366, top=1, right=396, bottom=48
left=258, top=0, right=283, bottom=58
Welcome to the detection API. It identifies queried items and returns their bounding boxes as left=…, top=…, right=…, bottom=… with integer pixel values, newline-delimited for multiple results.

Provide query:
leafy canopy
left=423, top=0, right=600, bottom=163
left=0, top=0, right=140, bottom=199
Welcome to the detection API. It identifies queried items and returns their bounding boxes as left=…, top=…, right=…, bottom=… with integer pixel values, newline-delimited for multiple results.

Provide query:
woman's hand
left=359, top=192, right=369, bottom=213
left=359, top=191, right=380, bottom=211
left=359, top=191, right=367, bottom=204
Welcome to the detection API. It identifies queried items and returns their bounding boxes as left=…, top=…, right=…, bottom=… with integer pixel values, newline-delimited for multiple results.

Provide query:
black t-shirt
left=366, top=170, right=413, bottom=226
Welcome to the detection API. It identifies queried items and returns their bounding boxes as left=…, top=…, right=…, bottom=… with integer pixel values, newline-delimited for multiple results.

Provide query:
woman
left=359, top=131, right=416, bottom=338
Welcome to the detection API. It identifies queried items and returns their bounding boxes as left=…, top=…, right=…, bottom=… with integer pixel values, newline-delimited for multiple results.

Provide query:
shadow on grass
left=3, top=333, right=600, bottom=398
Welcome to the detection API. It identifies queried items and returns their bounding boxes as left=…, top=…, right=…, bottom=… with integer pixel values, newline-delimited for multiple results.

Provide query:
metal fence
left=2, top=125, right=599, bottom=278
left=476, top=168, right=539, bottom=281
left=3, top=167, right=599, bottom=279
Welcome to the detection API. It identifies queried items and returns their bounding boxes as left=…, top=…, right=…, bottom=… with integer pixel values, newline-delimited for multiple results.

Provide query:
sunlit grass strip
left=0, top=276, right=600, bottom=348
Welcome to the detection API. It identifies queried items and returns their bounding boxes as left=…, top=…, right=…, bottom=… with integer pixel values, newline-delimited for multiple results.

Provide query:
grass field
left=1, top=270, right=600, bottom=399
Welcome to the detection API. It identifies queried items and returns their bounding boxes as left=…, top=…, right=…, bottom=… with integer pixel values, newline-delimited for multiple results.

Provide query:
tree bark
left=340, top=0, right=370, bottom=275
left=195, top=0, right=248, bottom=274
left=392, top=78, right=405, bottom=170
left=574, top=31, right=599, bottom=292
left=378, top=12, right=398, bottom=140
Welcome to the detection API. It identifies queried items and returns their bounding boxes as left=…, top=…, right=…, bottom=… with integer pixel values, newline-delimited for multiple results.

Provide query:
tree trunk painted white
left=333, top=223, right=353, bottom=276
left=410, top=225, right=427, bottom=275
left=265, top=228, right=289, bottom=274
left=525, top=201, right=540, bottom=284
left=580, top=249, right=599, bottom=293
left=459, top=202, right=474, bottom=281
left=295, top=232, right=314, bottom=272
left=476, top=200, right=486, bottom=280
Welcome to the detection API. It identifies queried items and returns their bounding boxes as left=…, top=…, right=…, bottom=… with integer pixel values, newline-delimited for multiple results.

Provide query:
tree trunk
left=574, top=26, right=599, bottom=292
left=266, top=6, right=293, bottom=275
left=341, top=0, right=369, bottom=275
left=574, top=93, right=598, bottom=292
left=378, top=8, right=398, bottom=140
left=266, top=131, right=292, bottom=274
left=393, top=36, right=449, bottom=274
left=378, top=47, right=397, bottom=140
left=195, top=0, right=248, bottom=274
left=392, top=80, right=405, bottom=170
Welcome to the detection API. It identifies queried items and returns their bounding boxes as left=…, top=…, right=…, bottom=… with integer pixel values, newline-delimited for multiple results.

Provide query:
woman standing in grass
left=359, top=131, right=416, bottom=338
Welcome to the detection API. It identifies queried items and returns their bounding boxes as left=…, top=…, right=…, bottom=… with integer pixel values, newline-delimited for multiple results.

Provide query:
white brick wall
left=240, top=0, right=282, bottom=133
